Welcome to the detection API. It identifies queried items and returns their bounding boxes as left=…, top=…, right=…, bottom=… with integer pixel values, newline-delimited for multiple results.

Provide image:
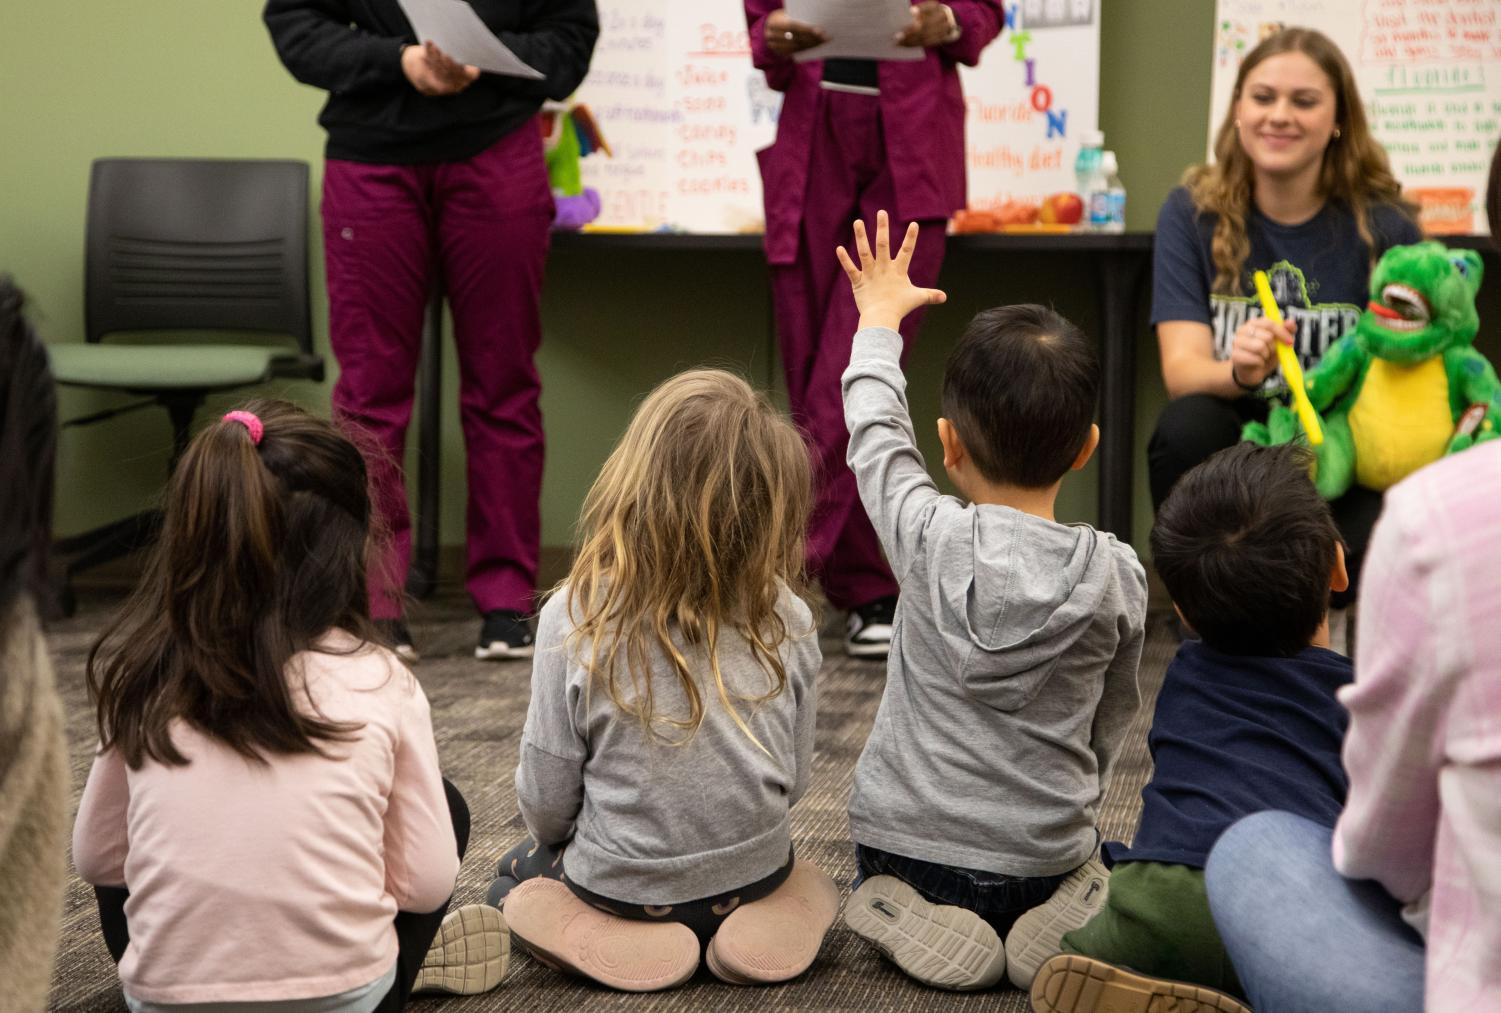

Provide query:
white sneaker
left=1005, top=854, right=1110, bottom=990
left=845, top=596, right=896, bottom=659
left=411, top=904, right=509, bottom=995
left=844, top=875, right=1006, bottom=990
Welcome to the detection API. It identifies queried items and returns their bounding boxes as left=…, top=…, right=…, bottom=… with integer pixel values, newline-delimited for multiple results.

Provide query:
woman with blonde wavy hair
left=485, top=369, right=837, bottom=992
left=1148, top=27, right=1419, bottom=611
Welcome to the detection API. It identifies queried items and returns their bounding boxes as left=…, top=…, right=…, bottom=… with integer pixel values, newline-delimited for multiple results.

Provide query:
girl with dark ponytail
left=74, top=399, right=506, bottom=1011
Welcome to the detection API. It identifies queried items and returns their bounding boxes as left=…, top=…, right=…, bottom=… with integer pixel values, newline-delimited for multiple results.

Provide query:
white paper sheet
left=397, top=0, right=544, bottom=79
left=784, top=0, right=924, bottom=62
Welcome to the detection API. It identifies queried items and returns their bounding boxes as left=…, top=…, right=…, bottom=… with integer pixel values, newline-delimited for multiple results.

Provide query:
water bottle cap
left=1081, top=129, right=1105, bottom=147
left=1101, top=151, right=1119, bottom=173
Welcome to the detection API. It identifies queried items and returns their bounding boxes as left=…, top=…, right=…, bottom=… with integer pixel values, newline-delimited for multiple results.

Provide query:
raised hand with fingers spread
left=836, top=211, right=947, bottom=333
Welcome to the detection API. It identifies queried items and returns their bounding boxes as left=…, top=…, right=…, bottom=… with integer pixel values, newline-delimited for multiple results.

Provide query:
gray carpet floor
left=46, top=588, right=1175, bottom=1012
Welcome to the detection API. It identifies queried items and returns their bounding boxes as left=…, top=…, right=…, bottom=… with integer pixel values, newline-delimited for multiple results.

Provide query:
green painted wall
left=5, top=2, right=1491, bottom=566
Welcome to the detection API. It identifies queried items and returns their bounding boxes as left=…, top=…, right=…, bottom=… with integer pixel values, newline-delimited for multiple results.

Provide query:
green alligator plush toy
left=1243, top=241, right=1498, bottom=499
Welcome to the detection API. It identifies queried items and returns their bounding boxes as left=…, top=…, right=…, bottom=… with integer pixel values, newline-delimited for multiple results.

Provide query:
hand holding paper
left=402, top=41, right=479, bottom=96
left=785, top=0, right=925, bottom=62
left=765, top=9, right=828, bottom=57
left=397, top=0, right=543, bottom=79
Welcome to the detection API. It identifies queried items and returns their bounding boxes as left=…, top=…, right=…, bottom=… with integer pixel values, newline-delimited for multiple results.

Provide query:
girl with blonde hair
left=486, top=369, right=836, bottom=992
left=1148, top=27, right=1420, bottom=606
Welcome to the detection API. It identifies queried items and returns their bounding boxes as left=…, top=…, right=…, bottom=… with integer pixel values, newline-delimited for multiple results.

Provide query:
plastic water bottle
left=1100, top=150, right=1126, bottom=234
left=1075, top=130, right=1106, bottom=231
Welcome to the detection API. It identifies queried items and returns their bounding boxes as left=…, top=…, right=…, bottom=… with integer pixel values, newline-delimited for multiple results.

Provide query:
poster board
left=575, top=0, right=1101, bottom=232
left=1211, top=0, right=1501, bottom=235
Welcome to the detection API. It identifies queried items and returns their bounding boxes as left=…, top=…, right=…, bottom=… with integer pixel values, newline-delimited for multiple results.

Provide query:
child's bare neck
left=965, top=478, right=1064, bottom=522
left=1308, top=615, right=1332, bottom=650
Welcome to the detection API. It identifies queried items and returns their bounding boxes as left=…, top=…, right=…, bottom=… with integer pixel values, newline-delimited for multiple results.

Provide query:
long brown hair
left=564, top=369, right=812, bottom=751
left=1188, top=27, right=1417, bottom=293
left=88, top=399, right=380, bottom=767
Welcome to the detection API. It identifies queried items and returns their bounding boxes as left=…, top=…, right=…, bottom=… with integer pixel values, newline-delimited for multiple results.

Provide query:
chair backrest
left=85, top=158, right=313, bottom=356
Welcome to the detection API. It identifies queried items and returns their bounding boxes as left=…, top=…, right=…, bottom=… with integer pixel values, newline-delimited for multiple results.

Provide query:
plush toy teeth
left=1371, top=283, right=1430, bottom=331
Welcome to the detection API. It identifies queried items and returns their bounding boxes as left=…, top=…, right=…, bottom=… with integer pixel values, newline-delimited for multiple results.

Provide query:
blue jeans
left=1205, top=811, right=1425, bottom=1013
left=854, top=844, right=1067, bottom=938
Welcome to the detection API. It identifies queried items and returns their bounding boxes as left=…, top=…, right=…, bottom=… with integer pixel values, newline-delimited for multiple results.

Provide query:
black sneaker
left=376, top=619, right=420, bottom=665
left=476, top=609, right=535, bottom=661
left=845, top=595, right=897, bottom=659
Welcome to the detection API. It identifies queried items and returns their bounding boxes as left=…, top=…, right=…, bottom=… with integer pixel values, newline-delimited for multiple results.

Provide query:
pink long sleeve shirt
left=1334, top=440, right=1501, bottom=1009
left=73, top=634, right=458, bottom=1005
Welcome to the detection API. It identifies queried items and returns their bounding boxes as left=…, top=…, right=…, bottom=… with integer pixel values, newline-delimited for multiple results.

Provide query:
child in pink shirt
left=73, top=400, right=504, bottom=1012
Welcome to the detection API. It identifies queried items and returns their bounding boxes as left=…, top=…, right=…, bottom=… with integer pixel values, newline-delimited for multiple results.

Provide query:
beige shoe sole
left=411, top=903, right=509, bottom=995
left=1030, top=954, right=1251, bottom=1013
left=1005, top=856, right=1110, bottom=989
left=506, top=879, right=699, bottom=992
left=844, top=875, right=1005, bottom=990
left=704, top=859, right=840, bottom=984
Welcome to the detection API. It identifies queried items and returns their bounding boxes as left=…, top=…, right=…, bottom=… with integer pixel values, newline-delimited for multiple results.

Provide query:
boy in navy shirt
left=1017, top=443, right=1352, bottom=1012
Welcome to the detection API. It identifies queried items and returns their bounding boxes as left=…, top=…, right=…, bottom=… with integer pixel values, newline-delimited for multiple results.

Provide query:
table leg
left=1095, top=251, right=1148, bottom=542
left=408, top=283, right=443, bottom=599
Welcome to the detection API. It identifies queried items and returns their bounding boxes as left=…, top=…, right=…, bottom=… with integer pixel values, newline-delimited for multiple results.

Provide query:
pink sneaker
left=705, top=859, right=840, bottom=984
left=503, top=879, right=699, bottom=992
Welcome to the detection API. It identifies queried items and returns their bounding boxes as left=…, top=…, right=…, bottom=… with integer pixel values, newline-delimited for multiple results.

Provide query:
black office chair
left=47, top=158, right=324, bottom=614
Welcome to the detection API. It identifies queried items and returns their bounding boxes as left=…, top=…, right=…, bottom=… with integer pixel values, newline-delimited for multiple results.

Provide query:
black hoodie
left=263, top=0, right=598, bottom=164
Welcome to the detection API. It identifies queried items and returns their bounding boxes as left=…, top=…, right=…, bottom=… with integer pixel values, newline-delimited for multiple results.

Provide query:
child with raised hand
left=487, top=369, right=836, bottom=992
left=835, top=212, right=1148, bottom=991
left=73, top=399, right=504, bottom=1012
left=1025, top=443, right=1351, bottom=1013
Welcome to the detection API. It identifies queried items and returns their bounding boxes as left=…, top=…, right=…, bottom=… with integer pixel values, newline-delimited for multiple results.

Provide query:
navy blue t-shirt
left=1104, top=639, right=1352, bottom=871
left=1151, top=186, right=1421, bottom=378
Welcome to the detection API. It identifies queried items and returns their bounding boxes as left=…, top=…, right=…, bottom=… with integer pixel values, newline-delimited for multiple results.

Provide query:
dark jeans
left=96, top=778, right=471, bottom=1012
left=853, top=844, right=1068, bottom=938
left=487, top=836, right=794, bottom=944
left=1148, top=393, right=1382, bottom=608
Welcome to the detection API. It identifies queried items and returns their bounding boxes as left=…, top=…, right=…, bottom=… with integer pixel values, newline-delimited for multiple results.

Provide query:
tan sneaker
left=843, top=875, right=1006, bottom=990
left=504, top=878, right=700, bottom=992
left=704, top=859, right=840, bottom=984
left=1030, top=953, right=1250, bottom=1013
left=1005, top=854, right=1110, bottom=989
left=411, top=903, right=509, bottom=995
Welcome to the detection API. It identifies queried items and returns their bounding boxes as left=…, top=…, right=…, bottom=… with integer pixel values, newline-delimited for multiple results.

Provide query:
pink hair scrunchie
left=222, top=410, right=264, bottom=446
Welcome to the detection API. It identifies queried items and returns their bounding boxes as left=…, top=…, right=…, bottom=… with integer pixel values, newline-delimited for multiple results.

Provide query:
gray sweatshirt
left=513, top=584, right=821, bottom=905
left=841, top=327, right=1147, bottom=877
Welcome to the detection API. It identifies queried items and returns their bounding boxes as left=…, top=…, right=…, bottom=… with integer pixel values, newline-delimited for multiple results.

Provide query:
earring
left=1333, top=127, right=1342, bottom=139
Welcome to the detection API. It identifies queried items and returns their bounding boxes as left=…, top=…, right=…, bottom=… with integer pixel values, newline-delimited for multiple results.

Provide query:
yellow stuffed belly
left=1348, top=357, right=1454, bottom=490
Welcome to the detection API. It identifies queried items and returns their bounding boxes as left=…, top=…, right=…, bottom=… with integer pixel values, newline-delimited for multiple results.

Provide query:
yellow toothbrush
left=1253, top=270, right=1323, bottom=446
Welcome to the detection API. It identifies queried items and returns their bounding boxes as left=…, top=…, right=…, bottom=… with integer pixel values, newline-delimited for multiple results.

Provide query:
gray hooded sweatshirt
left=513, top=584, right=821, bottom=905
left=841, top=327, right=1147, bottom=877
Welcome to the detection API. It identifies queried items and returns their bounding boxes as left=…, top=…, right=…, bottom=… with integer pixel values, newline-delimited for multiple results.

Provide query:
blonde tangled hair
left=1187, top=27, right=1417, bottom=294
left=563, top=369, right=813, bottom=751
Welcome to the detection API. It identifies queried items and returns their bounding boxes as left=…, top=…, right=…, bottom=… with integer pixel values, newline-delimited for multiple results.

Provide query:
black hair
left=0, top=278, right=57, bottom=616
left=940, top=304, right=1099, bottom=488
left=1151, top=443, right=1340, bottom=656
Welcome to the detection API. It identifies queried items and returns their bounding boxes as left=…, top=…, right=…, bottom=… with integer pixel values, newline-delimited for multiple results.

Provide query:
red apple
left=1041, top=192, right=1083, bottom=225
